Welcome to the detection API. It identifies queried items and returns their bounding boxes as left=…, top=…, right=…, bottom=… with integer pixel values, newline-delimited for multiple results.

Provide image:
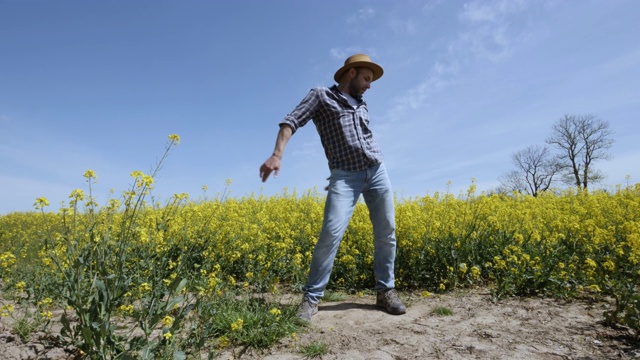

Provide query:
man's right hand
left=261, top=124, right=292, bottom=182
left=259, top=155, right=281, bottom=182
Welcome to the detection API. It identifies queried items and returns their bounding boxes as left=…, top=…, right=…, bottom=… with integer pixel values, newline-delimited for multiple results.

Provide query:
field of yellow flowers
left=1, top=135, right=639, bottom=358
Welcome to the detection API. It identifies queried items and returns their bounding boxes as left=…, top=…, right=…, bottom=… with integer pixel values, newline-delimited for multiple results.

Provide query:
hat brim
left=334, top=61, right=384, bottom=83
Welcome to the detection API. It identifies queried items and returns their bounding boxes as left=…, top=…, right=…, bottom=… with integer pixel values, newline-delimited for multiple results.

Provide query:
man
left=259, top=54, right=406, bottom=321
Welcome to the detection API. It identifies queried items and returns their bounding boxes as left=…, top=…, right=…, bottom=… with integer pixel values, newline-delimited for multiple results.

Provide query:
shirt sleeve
left=279, top=88, right=320, bottom=135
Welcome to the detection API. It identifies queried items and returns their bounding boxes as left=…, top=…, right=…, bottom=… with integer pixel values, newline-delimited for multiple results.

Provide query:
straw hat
left=333, top=54, right=383, bottom=83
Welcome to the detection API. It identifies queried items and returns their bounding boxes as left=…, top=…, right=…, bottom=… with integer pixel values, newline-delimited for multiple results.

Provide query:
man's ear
left=347, top=67, right=357, bottom=79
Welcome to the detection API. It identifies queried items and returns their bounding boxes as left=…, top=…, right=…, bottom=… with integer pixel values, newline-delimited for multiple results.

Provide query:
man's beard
left=348, top=82, right=363, bottom=101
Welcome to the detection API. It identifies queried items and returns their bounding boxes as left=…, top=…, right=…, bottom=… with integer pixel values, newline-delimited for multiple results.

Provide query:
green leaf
left=128, top=336, right=147, bottom=351
left=81, top=326, right=93, bottom=346
left=141, top=341, right=159, bottom=360
left=141, top=346, right=152, bottom=360
left=60, top=312, right=72, bottom=336
left=173, top=350, right=187, bottom=360
left=149, top=313, right=163, bottom=328
left=170, top=278, right=187, bottom=294
left=167, top=295, right=184, bottom=312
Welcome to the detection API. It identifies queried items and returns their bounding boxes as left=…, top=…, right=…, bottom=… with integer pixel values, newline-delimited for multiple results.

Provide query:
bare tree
left=499, top=145, right=562, bottom=196
left=546, top=114, right=614, bottom=190
left=498, top=170, right=527, bottom=195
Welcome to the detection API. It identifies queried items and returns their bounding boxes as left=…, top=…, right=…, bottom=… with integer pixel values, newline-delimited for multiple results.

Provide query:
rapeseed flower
left=0, top=252, right=16, bottom=268
left=118, top=304, right=134, bottom=315
left=40, top=310, right=53, bottom=320
left=584, top=258, right=597, bottom=277
left=603, top=259, right=615, bottom=272
left=0, top=304, right=15, bottom=317
left=162, top=315, right=174, bottom=327
left=458, top=263, right=468, bottom=274
left=230, top=318, right=243, bottom=331
left=83, top=169, right=97, bottom=181
left=587, top=284, right=602, bottom=293
left=69, top=189, right=85, bottom=201
left=38, top=297, right=53, bottom=307
left=33, top=197, right=49, bottom=209
left=269, top=308, right=281, bottom=316
left=217, top=336, right=229, bottom=349
left=470, top=266, right=481, bottom=280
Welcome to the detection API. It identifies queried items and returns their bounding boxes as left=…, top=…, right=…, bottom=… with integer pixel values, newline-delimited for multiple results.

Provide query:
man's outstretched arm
left=259, top=124, right=293, bottom=182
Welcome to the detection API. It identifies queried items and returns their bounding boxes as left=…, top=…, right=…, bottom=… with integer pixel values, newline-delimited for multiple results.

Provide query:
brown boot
left=296, top=297, right=318, bottom=322
left=376, top=289, right=406, bottom=315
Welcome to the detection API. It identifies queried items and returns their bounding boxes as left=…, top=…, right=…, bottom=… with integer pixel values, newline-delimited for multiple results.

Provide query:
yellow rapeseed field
left=2, top=181, right=639, bottom=305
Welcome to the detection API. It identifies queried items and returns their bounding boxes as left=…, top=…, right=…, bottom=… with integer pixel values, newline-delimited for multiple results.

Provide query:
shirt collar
left=330, top=85, right=364, bottom=104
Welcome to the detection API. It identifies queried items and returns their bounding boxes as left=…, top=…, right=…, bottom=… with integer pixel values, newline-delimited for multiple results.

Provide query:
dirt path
left=230, top=288, right=638, bottom=360
left=2, top=288, right=638, bottom=359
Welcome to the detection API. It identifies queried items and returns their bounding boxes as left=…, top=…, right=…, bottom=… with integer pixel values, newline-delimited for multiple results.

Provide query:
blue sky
left=1, top=0, right=639, bottom=214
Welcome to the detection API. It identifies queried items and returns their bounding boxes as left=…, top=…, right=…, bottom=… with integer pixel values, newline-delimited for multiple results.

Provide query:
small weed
left=323, top=291, right=347, bottom=302
left=300, top=341, right=330, bottom=358
left=195, top=292, right=302, bottom=350
left=13, top=312, right=41, bottom=341
left=14, top=319, right=37, bottom=341
left=431, top=306, right=453, bottom=316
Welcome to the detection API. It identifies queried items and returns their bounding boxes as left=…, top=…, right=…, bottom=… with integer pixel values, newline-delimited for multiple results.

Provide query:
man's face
left=348, top=67, right=373, bottom=99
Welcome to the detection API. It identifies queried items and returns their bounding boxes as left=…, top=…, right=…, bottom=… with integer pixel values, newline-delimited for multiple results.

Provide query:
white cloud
left=347, top=7, right=375, bottom=25
left=457, top=24, right=512, bottom=62
left=385, top=74, right=453, bottom=124
left=459, top=0, right=526, bottom=24
left=330, top=47, right=358, bottom=61
left=383, top=0, right=537, bottom=126
left=432, top=60, right=459, bottom=76
left=291, top=137, right=322, bottom=159
left=454, top=0, right=534, bottom=62
left=388, top=17, right=417, bottom=35
left=329, top=47, right=380, bottom=63
left=421, top=0, right=445, bottom=14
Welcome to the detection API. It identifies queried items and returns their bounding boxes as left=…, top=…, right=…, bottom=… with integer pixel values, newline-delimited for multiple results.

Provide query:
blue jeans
left=302, top=163, right=397, bottom=303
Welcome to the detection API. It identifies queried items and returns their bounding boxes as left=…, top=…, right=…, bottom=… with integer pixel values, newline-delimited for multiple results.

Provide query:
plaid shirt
left=280, top=85, right=384, bottom=171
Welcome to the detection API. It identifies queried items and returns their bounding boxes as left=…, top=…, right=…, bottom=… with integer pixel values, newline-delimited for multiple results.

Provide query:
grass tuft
left=300, top=341, right=330, bottom=358
left=431, top=306, right=453, bottom=316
